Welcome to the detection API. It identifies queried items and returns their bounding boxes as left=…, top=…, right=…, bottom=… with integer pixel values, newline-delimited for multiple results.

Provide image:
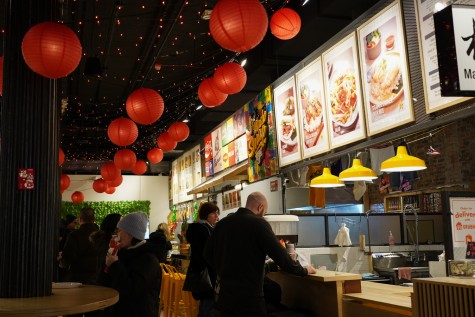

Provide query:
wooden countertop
left=413, top=276, right=475, bottom=287
left=343, top=281, right=413, bottom=310
left=0, top=285, right=119, bottom=317
left=307, top=270, right=362, bottom=282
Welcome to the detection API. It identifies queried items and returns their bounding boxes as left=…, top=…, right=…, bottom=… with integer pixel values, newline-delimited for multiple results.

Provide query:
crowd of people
left=57, top=191, right=316, bottom=317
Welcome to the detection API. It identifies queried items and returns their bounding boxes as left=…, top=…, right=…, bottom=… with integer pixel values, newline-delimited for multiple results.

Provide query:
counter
left=267, top=270, right=361, bottom=317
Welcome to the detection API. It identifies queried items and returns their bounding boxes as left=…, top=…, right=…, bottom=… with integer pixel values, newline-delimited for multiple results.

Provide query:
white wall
left=62, top=175, right=169, bottom=232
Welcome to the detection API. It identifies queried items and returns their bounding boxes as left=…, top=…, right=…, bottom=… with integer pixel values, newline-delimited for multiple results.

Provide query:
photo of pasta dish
left=368, top=51, right=402, bottom=107
left=329, top=68, right=358, bottom=127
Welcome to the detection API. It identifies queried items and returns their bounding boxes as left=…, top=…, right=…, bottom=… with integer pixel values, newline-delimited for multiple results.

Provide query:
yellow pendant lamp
left=310, top=167, right=345, bottom=188
left=380, top=146, right=427, bottom=172
left=339, top=158, right=377, bottom=181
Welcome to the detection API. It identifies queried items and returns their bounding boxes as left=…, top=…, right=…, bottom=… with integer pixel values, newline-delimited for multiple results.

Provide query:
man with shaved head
left=205, top=191, right=316, bottom=316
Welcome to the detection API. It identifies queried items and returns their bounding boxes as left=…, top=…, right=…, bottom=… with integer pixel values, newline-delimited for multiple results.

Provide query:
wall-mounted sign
left=434, top=4, right=475, bottom=96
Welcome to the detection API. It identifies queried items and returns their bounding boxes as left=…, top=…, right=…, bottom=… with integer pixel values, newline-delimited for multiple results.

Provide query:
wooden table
left=0, top=285, right=119, bottom=317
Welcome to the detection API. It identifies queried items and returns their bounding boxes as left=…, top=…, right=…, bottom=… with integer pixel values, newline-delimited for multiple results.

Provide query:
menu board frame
left=295, top=57, right=330, bottom=159
left=322, top=32, right=366, bottom=149
left=273, top=77, right=302, bottom=167
left=414, top=0, right=473, bottom=113
left=357, top=0, right=414, bottom=136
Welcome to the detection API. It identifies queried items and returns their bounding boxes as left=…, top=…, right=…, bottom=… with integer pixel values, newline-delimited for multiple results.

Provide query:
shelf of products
left=384, top=189, right=446, bottom=213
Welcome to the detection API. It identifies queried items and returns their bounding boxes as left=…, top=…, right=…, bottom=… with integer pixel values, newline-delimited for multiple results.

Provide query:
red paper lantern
left=105, top=186, right=116, bottom=194
left=71, top=191, right=84, bottom=204
left=168, top=122, right=190, bottom=142
left=210, top=0, right=268, bottom=52
left=126, top=88, right=165, bottom=125
left=59, top=148, right=65, bottom=166
left=0, top=56, right=3, bottom=96
left=60, top=174, right=71, bottom=191
left=93, top=178, right=108, bottom=193
left=21, top=22, right=82, bottom=79
left=132, top=160, right=148, bottom=175
left=198, top=78, right=228, bottom=107
left=107, top=174, right=123, bottom=187
left=108, top=118, right=138, bottom=147
left=270, top=8, right=301, bottom=40
left=213, top=62, right=247, bottom=94
left=157, top=132, right=177, bottom=152
left=114, top=149, right=137, bottom=170
left=101, top=162, right=121, bottom=181
left=147, top=148, right=164, bottom=164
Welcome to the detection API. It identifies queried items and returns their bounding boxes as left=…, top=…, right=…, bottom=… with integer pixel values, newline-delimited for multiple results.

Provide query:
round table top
left=0, top=284, right=119, bottom=317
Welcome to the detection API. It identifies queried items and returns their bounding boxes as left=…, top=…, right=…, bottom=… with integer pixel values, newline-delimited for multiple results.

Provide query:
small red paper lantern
left=168, top=122, right=190, bottom=142
left=114, top=149, right=137, bottom=170
left=210, top=0, right=268, bottom=52
left=93, top=178, right=108, bottom=193
left=59, top=148, right=65, bottom=166
left=108, top=117, right=138, bottom=146
left=105, top=186, right=116, bottom=194
left=126, top=88, right=165, bottom=125
left=101, top=162, right=121, bottom=181
left=198, top=78, right=228, bottom=107
left=21, top=22, right=82, bottom=79
left=213, top=62, right=247, bottom=94
left=132, top=160, right=148, bottom=175
left=270, top=8, right=301, bottom=40
left=71, top=191, right=84, bottom=204
left=0, top=56, right=3, bottom=96
left=60, top=174, right=71, bottom=191
left=147, top=148, right=164, bottom=164
left=107, top=174, right=123, bottom=187
left=157, top=132, right=177, bottom=152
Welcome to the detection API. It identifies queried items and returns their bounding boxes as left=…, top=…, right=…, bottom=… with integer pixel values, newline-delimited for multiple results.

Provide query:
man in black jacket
left=204, top=191, right=316, bottom=316
left=60, top=207, right=100, bottom=284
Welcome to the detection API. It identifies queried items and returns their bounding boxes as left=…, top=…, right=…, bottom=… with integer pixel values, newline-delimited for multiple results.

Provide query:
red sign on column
left=18, top=168, right=35, bottom=190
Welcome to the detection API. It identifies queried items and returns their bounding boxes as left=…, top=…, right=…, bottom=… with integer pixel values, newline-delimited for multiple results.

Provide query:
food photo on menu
left=300, top=84, right=324, bottom=148
left=279, top=95, right=298, bottom=156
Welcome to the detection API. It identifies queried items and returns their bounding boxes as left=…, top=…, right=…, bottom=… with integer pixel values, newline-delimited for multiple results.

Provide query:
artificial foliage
left=61, top=200, right=151, bottom=225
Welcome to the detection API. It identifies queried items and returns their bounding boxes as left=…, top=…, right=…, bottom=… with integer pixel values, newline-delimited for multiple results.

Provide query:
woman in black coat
left=186, top=202, right=220, bottom=317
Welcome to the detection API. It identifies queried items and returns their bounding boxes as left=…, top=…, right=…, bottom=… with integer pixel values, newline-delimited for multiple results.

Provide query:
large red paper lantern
left=198, top=78, right=228, bottom=107
left=105, top=186, right=116, bottom=194
left=101, top=162, right=121, bottom=181
left=213, top=62, right=247, bottom=94
left=107, top=174, right=123, bottom=187
left=108, top=117, right=138, bottom=146
left=71, top=191, right=84, bottom=204
left=270, top=8, right=301, bottom=40
left=59, top=148, right=65, bottom=166
left=157, top=132, right=177, bottom=152
left=147, top=148, right=164, bottom=164
left=132, top=160, right=148, bottom=175
left=21, top=22, right=82, bottom=79
left=210, top=0, right=268, bottom=52
left=0, top=56, right=3, bottom=96
left=126, top=88, right=164, bottom=125
left=93, top=178, right=108, bottom=193
left=60, top=174, right=71, bottom=191
left=168, top=122, right=190, bottom=142
left=114, top=149, right=137, bottom=170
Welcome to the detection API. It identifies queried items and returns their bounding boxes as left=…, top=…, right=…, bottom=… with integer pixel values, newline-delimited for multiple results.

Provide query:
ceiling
left=4, top=0, right=381, bottom=175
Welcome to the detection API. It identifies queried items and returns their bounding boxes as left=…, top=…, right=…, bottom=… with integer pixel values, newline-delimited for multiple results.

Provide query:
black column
left=0, top=0, right=60, bottom=297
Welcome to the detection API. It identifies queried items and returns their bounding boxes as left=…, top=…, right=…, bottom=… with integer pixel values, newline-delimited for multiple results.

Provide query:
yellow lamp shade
left=310, top=167, right=345, bottom=188
left=339, top=158, right=377, bottom=181
left=380, top=146, right=427, bottom=172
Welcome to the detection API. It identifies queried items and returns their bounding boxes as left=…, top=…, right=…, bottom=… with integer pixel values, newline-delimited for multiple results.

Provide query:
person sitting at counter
left=204, top=191, right=316, bottom=317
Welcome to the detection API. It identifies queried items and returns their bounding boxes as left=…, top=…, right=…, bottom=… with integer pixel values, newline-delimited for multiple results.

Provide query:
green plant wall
left=61, top=201, right=151, bottom=225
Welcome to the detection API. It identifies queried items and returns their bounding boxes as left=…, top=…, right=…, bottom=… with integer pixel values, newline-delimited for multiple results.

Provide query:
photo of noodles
left=368, top=51, right=403, bottom=107
left=329, top=68, right=358, bottom=127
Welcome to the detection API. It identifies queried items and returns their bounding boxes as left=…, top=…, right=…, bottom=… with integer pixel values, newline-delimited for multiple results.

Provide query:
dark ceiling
left=4, top=0, right=381, bottom=175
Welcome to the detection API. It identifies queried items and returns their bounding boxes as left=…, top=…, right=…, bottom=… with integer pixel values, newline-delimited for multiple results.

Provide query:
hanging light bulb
left=310, top=167, right=345, bottom=188
left=339, top=158, right=377, bottom=181
left=380, top=146, right=427, bottom=172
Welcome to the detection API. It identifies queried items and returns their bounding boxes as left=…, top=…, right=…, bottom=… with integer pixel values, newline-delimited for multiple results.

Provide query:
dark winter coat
left=148, top=229, right=172, bottom=263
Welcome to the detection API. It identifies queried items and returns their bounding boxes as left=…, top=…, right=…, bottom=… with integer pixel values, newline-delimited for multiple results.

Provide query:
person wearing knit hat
left=105, top=211, right=162, bottom=317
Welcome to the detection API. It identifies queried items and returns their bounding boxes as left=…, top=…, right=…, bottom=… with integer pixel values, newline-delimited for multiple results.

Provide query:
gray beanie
left=117, top=212, right=148, bottom=240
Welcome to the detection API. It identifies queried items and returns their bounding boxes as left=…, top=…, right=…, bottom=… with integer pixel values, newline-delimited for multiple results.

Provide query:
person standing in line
left=105, top=212, right=162, bottom=317
left=186, top=202, right=220, bottom=317
left=60, top=207, right=100, bottom=284
left=148, top=222, right=172, bottom=263
left=204, top=192, right=316, bottom=317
